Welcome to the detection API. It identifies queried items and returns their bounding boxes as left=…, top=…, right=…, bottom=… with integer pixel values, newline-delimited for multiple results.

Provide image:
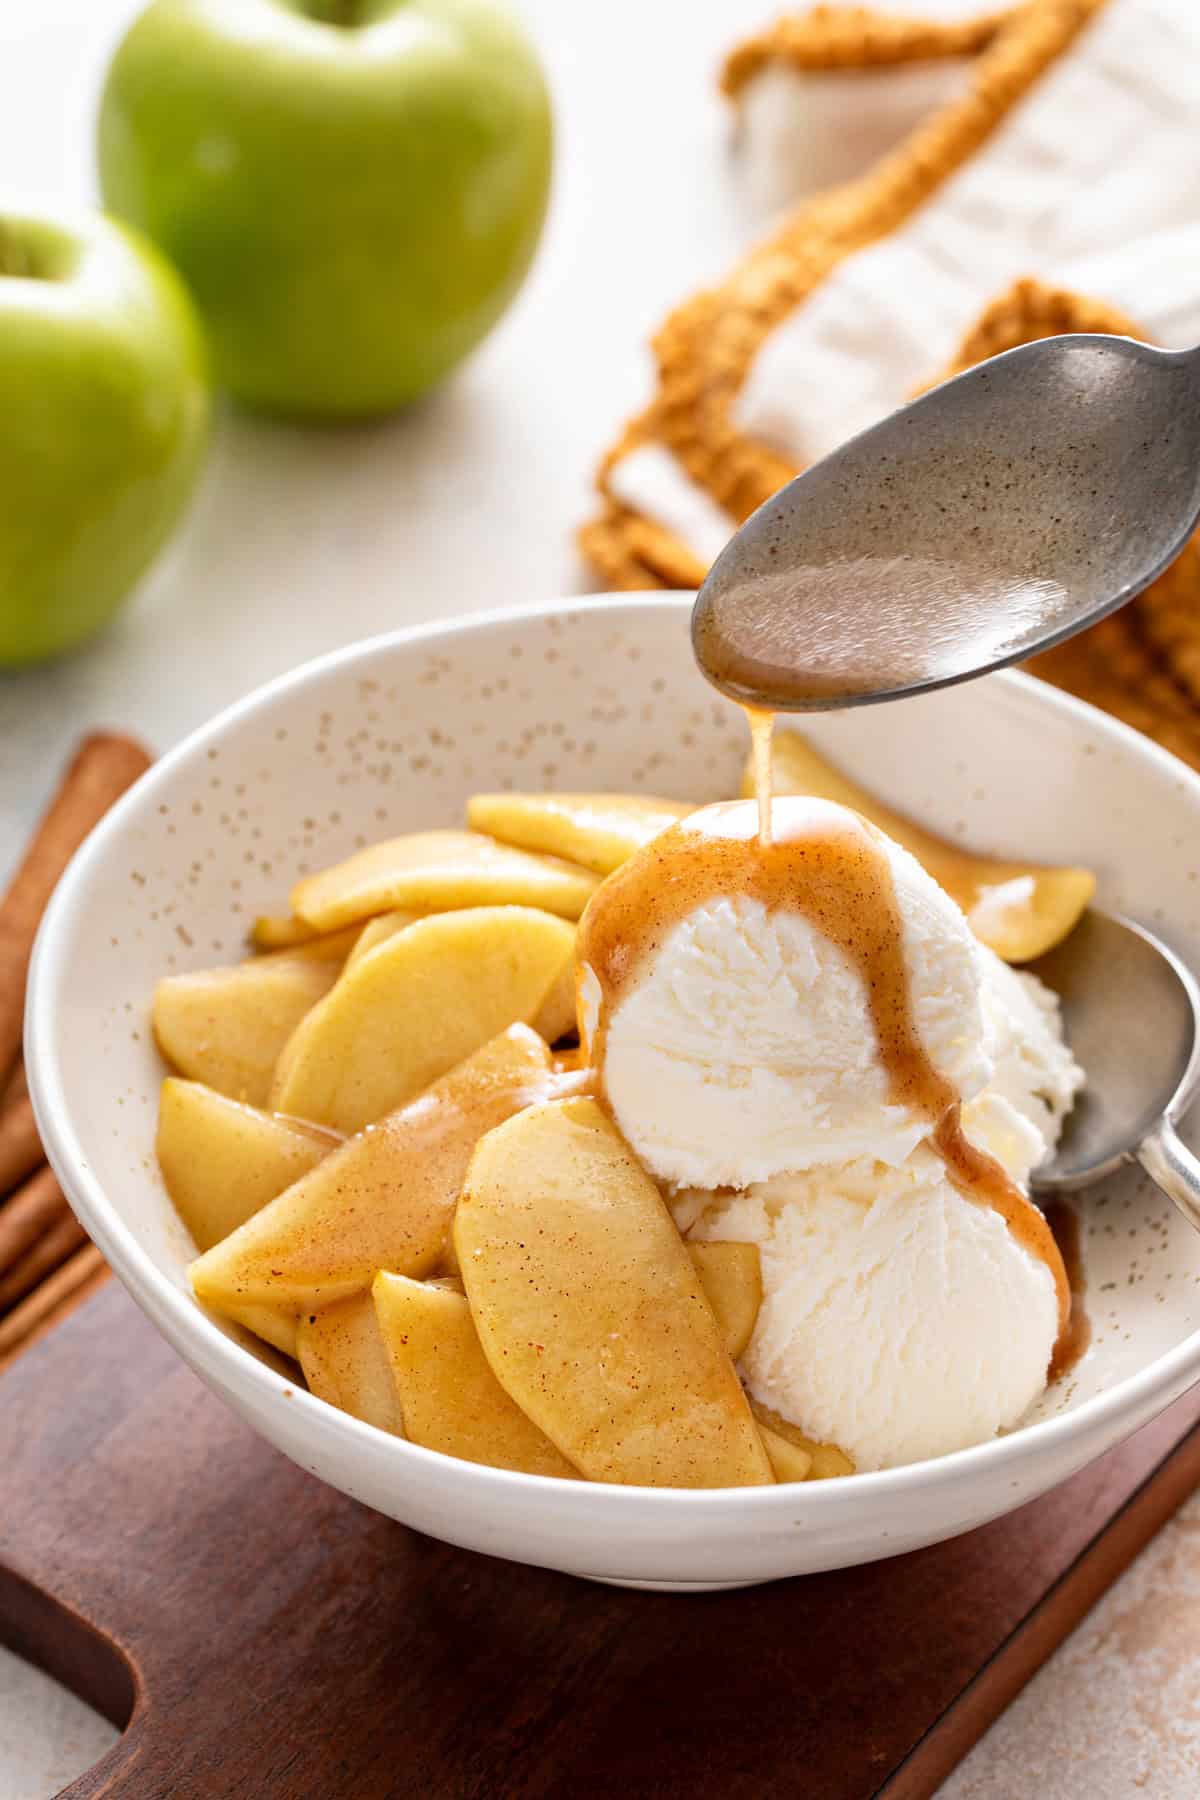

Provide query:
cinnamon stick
left=0, top=732, right=152, bottom=1094
left=0, top=1245, right=108, bottom=1372
left=0, top=1166, right=70, bottom=1274
left=0, top=1208, right=88, bottom=1313
left=2, top=1059, right=28, bottom=1109
left=0, top=1092, right=42, bottom=1198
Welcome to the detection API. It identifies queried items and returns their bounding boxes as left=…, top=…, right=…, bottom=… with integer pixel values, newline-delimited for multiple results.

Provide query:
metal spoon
left=693, top=334, right=1200, bottom=710
left=1030, top=911, right=1200, bottom=1232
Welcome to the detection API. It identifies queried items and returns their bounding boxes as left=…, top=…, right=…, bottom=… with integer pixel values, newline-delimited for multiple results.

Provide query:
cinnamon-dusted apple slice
left=223, top=1303, right=300, bottom=1361
left=271, top=907, right=574, bottom=1133
left=530, top=946, right=578, bottom=1045
left=280, top=925, right=365, bottom=964
left=373, top=1273, right=576, bottom=1477
left=750, top=1402, right=855, bottom=1481
left=298, top=1291, right=404, bottom=1437
left=291, top=829, right=597, bottom=933
left=153, top=953, right=339, bottom=1107
left=755, top=1424, right=813, bottom=1484
left=746, top=729, right=1094, bottom=962
left=248, top=916, right=364, bottom=959
left=467, top=793, right=693, bottom=877
left=191, top=1024, right=556, bottom=1323
left=686, top=1242, right=762, bottom=1362
left=156, top=1078, right=337, bottom=1251
left=252, top=913, right=321, bottom=951
left=455, top=1097, right=774, bottom=1488
left=343, top=910, right=419, bottom=970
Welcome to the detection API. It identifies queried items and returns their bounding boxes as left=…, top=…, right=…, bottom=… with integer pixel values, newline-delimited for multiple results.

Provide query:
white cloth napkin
left=610, top=0, right=1200, bottom=566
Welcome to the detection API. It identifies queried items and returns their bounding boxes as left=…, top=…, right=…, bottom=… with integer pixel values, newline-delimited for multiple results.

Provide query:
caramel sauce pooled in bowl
left=577, top=790, right=1071, bottom=1349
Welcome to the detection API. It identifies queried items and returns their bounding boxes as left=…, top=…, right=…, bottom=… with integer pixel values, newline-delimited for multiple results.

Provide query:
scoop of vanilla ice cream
left=690, top=1153, right=1060, bottom=1471
left=960, top=948, right=1085, bottom=1187
left=671, top=940, right=1083, bottom=1466
left=983, top=954, right=1081, bottom=1128
left=581, top=811, right=991, bottom=1189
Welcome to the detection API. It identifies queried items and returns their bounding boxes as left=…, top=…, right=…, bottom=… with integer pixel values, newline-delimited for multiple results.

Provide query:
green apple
left=97, top=0, right=554, bottom=419
left=0, top=207, right=210, bottom=666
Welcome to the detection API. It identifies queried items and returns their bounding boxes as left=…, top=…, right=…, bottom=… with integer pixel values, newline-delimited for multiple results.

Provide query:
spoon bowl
left=694, top=334, right=1200, bottom=710
left=1032, top=911, right=1200, bottom=1236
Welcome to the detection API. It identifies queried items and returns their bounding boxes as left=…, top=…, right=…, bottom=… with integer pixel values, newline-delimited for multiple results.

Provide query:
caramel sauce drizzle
left=577, top=794, right=1071, bottom=1347
left=1043, top=1198, right=1090, bottom=1382
left=744, top=705, right=775, bottom=846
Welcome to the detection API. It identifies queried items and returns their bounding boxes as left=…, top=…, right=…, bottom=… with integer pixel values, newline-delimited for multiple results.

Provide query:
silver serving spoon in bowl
left=1030, top=911, right=1200, bottom=1232
left=693, top=334, right=1200, bottom=710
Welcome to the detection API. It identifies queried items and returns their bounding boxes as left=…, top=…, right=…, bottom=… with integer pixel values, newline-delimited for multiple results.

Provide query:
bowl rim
left=25, top=590, right=1200, bottom=1513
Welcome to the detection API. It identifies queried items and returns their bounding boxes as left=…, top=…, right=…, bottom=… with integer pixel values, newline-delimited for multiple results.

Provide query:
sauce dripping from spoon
left=744, top=705, right=775, bottom=846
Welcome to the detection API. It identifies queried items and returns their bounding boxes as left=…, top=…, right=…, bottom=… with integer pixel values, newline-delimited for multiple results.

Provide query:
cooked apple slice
left=751, top=1402, right=855, bottom=1480
left=291, top=829, right=597, bottom=933
left=298, top=1291, right=404, bottom=1436
left=756, top=1424, right=813, bottom=1483
left=466, top=793, right=693, bottom=877
left=437, top=1229, right=462, bottom=1279
left=531, top=947, right=577, bottom=1044
left=252, top=913, right=318, bottom=951
left=686, top=1242, right=762, bottom=1362
left=343, top=910, right=418, bottom=970
left=373, top=1273, right=576, bottom=1477
left=456, top=1097, right=774, bottom=1488
left=249, top=916, right=363, bottom=960
left=747, top=729, right=1094, bottom=962
left=192, top=1024, right=556, bottom=1322
left=153, top=954, right=339, bottom=1107
left=283, top=925, right=364, bottom=963
left=156, top=1078, right=336, bottom=1251
left=271, top=907, right=574, bottom=1133
left=222, top=1302, right=300, bottom=1360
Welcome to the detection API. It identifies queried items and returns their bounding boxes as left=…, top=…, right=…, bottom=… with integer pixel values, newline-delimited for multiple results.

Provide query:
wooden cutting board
left=3, top=1281, right=1199, bottom=1800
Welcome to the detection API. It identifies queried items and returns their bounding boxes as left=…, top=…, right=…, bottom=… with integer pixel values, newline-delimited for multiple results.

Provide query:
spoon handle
left=1137, top=1116, right=1200, bottom=1236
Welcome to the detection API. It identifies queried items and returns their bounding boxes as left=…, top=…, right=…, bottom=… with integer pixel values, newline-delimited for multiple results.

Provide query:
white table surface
left=2, top=2, right=1198, bottom=1795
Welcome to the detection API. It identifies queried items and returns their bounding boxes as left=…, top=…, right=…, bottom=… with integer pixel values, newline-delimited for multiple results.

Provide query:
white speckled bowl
left=25, top=596, right=1200, bottom=1590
